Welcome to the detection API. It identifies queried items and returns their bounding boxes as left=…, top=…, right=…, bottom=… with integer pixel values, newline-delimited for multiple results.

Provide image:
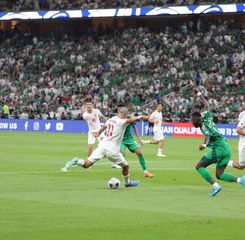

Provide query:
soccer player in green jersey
left=191, top=89, right=245, bottom=196
left=121, top=122, right=154, bottom=178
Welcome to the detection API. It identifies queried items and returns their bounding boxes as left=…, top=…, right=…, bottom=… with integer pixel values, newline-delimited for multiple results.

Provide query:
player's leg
left=61, top=146, right=104, bottom=172
left=157, top=138, right=166, bottom=157
left=111, top=142, right=126, bottom=169
left=155, top=131, right=166, bottom=157
left=107, top=151, right=140, bottom=187
left=228, top=148, right=245, bottom=170
left=87, top=144, right=93, bottom=157
left=142, top=131, right=166, bottom=157
left=195, top=150, right=222, bottom=196
left=128, top=140, right=154, bottom=177
left=87, top=133, right=96, bottom=157
left=142, top=139, right=159, bottom=144
left=215, top=146, right=245, bottom=187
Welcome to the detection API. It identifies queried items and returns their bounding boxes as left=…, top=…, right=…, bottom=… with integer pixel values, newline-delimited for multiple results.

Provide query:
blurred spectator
left=0, top=19, right=244, bottom=123
left=2, top=102, right=10, bottom=118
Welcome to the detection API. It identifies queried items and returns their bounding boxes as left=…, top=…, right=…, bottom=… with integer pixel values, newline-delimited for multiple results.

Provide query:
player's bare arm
left=199, top=136, right=210, bottom=151
left=100, top=114, right=107, bottom=122
left=93, top=125, right=107, bottom=138
left=148, top=117, right=159, bottom=124
left=192, top=87, right=209, bottom=109
left=133, top=125, right=143, bottom=145
left=125, top=115, right=148, bottom=124
left=236, top=126, right=245, bottom=136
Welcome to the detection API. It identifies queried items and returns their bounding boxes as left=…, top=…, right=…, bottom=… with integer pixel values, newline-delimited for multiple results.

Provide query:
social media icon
left=56, top=123, right=63, bottom=131
left=33, top=122, right=40, bottom=131
left=24, top=121, right=29, bottom=130
left=45, top=123, right=51, bottom=130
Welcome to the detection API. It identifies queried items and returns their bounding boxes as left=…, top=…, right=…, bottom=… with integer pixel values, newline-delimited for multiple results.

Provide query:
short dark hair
left=118, top=104, right=126, bottom=108
left=191, top=111, right=202, bottom=118
left=85, top=98, right=93, bottom=104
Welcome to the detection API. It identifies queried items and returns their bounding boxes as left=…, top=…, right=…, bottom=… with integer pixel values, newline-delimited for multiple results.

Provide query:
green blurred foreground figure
left=191, top=88, right=245, bottom=196
left=120, top=122, right=154, bottom=178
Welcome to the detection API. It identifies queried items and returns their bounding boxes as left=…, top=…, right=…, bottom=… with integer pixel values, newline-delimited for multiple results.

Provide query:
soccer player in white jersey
left=142, top=103, right=166, bottom=157
left=61, top=105, right=148, bottom=188
left=228, top=110, right=245, bottom=170
left=82, top=101, right=107, bottom=157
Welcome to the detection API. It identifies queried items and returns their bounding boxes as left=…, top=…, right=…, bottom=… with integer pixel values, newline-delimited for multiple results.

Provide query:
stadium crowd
left=0, top=0, right=241, bottom=12
left=0, top=19, right=244, bottom=122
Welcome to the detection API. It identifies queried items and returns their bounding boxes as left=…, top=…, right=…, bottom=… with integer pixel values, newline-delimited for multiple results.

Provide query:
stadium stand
left=0, top=18, right=244, bottom=122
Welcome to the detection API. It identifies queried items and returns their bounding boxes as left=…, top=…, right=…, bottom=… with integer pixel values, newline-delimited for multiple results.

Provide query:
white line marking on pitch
left=0, top=167, right=194, bottom=175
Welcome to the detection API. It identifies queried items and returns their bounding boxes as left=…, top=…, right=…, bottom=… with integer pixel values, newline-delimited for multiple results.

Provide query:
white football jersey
left=150, top=111, right=163, bottom=131
left=238, top=112, right=245, bottom=150
left=82, top=109, right=103, bottom=133
left=100, top=116, right=127, bottom=150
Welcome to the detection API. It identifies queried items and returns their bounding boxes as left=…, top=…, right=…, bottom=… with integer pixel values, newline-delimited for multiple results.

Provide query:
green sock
left=219, top=173, right=237, bottom=182
left=138, top=155, right=147, bottom=171
left=197, top=167, right=215, bottom=185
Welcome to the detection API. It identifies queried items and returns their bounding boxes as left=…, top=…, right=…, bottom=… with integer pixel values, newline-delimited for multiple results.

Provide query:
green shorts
left=201, top=143, right=231, bottom=168
left=120, top=139, right=139, bottom=153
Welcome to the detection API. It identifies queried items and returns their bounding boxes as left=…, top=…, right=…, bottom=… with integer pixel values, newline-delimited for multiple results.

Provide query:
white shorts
left=153, top=130, right=164, bottom=141
left=88, top=145, right=128, bottom=167
left=239, top=148, right=245, bottom=166
left=88, top=132, right=105, bottom=145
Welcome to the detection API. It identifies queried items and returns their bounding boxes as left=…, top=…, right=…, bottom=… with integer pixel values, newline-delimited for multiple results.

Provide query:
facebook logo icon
left=24, top=121, right=28, bottom=130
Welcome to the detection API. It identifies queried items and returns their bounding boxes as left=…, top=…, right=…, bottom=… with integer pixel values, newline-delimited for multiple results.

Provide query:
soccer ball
left=108, top=177, right=120, bottom=189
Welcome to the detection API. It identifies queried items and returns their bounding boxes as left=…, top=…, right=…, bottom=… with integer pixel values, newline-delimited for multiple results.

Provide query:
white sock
left=158, top=148, right=163, bottom=154
left=123, top=174, right=130, bottom=184
left=237, top=178, right=241, bottom=183
left=228, top=161, right=233, bottom=167
left=77, top=159, right=85, bottom=166
left=212, top=182, right=220, bottom=188
left=143, top=140, right=150, bottom=144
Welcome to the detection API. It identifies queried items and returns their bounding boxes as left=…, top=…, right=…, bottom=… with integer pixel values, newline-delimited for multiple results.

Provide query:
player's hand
left=141, top=115, right=149, bottom=121
left=199, top=144, right=206, bottom=151
left=138, top=139, right=144, bottom=147
left=93, top=132, right=100, bottom=138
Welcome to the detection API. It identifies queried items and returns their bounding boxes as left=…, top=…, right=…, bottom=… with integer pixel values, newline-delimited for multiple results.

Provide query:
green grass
left=0, top=132, right=245, bottom=240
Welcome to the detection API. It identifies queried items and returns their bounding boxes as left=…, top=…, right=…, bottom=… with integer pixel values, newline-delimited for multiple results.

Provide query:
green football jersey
left=122, top=123, right=135, bottom=142
left=201, top=111, right=226, bottom=148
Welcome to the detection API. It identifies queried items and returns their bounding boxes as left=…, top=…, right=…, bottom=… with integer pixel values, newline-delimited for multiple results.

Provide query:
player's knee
left=135, top=150, right=142, bottom=156
left=216, top=169, right=224, bottom=179
left=122, top=165, right=129, bottom=175
left=216, top=172, right=222, bottom=179
left=83, top=161, right=93, bottom=169
left=195, top=162, right=203, bottom=170
left=196, top=160, right=207, bottom=171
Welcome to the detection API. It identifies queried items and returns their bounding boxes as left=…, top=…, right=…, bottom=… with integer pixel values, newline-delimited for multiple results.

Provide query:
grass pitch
left=0, top=132, right=245, bottom=240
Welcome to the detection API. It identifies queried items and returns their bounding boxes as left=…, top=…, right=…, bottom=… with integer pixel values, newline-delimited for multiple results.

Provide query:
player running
left=228, top=110, right=245, bottom=170
left=142, top=103, right=166, bottom=157
left=82, top=100, right=107, bottom=157
left=121, top=122, right=154, bottom=178
left=191, top=88, right=245, bottom=196
left=61, top=105, right=148, bottom=188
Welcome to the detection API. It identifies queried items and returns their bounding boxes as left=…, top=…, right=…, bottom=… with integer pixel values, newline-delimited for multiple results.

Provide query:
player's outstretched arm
left=93, top=125, right=107, bottom=137
left=148, top=117, right=158, bottom=124
left=192, top=87, right=210, bottom=109
left=125, top=116, right=148, bottom=124
left=100, top=114, right=107, bottom=122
